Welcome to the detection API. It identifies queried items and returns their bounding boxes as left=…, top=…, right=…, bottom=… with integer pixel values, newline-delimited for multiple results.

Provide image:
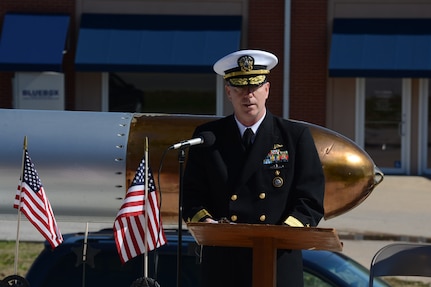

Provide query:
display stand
left=187, top=223, right=343, bottom=287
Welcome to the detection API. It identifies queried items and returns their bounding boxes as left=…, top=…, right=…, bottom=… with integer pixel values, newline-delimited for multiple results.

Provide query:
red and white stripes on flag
left=113, top=158, right=167, bottom=264
left=13, top=150, right=63, bottom=249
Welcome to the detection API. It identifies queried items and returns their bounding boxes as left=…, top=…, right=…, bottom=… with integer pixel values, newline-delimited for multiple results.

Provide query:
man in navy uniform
left=182, top=49, right=325, bottom=287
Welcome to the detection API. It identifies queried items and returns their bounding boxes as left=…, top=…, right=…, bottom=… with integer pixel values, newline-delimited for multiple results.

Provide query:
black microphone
left=169, top=131, right=215, bottom=150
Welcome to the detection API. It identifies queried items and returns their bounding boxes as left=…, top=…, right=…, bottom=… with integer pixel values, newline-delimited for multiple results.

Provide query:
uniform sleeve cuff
left=284, top=216, right=305, bottom=227
left=189, top=209, right=212, bottom=223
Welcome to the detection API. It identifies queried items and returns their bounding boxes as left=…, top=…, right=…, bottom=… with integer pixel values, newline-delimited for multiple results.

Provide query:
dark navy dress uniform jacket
left=182, top=112, right=325, bottom=287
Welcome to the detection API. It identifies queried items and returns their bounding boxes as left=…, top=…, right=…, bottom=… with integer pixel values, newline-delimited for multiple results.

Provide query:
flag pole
left=14, top=136, right=27, bottom=275
left=144, top=137, right=149, bottom=278
left=81, top=222, right=89, bottom=287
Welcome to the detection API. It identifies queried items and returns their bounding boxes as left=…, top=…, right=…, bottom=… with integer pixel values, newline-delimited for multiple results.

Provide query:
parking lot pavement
left=319, top=175, right=431, bottom=270
left=319, top=175, right=431, bottom=239
left=338, top=239, right=394, bottom=268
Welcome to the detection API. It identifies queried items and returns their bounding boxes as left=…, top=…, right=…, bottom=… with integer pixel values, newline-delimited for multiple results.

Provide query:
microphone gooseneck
left=168, top=131, right=216, bottom=150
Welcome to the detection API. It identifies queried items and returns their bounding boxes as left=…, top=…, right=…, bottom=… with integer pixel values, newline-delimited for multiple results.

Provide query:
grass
left=1, top=241, right=430, bottom=287
left=385, top=278, right=430, bottom=287
left=0, top=241, right=44, bottom=279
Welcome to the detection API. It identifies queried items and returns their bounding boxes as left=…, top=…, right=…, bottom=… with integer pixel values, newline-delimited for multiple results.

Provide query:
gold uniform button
left=231, top=194, right=238, bottom=201
left=259, top=193, right=266, bottom=199
left=259, top=215, right=266, bottom=222
left=231, top=215, right=238, bottom=222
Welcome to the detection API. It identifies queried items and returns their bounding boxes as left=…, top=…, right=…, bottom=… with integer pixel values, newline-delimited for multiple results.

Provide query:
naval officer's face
left=226, top=81, right=269, bottom=127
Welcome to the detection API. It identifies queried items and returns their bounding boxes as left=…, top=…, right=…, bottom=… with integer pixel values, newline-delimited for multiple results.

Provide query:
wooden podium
left=187, top=222, right=343, bottom=287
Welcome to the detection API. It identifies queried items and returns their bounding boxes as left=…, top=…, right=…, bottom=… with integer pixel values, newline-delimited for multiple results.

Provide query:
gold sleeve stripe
left=190, top=209, right=212, bottom=223
left=284, top=216, right=304, bottom=227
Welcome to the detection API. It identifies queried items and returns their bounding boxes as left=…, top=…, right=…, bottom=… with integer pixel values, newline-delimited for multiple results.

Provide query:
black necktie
left=242, top=128, right=254, bottom=150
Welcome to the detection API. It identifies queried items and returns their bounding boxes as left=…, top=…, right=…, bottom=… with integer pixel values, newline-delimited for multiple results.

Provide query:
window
left=108, top=72, right=216, bottom=115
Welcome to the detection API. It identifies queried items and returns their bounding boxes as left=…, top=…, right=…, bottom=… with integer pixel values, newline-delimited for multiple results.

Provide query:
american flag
left=113, top=158, right=167, bottom=264
left=13, top=150, right=63, bottom=249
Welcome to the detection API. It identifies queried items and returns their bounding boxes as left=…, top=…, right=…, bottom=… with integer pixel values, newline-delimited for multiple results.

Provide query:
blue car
left=25, top=229, right=390, bottom=287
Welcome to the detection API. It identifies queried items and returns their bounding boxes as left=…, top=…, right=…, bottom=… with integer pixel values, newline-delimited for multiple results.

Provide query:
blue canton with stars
left=23, top=151, right=43, bottom=192
left=132, top=160, right=156, bottom=191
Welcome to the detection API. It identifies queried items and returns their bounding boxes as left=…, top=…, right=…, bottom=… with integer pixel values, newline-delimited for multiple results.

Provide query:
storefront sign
left=13, top=72, right=64, bottom=110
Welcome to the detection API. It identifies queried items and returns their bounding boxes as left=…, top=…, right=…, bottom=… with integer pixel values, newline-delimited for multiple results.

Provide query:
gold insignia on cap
left=224, top=70, right=269, bottom=79
left=238, top=55, right=254, bottom=72
left=228, top=75, right=267, bottom=86
left=249, top=75, right=266, bottom=85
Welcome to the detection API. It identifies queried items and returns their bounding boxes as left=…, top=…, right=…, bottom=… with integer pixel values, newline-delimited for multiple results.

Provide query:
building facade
left=1, top=0, right=430, bottom=175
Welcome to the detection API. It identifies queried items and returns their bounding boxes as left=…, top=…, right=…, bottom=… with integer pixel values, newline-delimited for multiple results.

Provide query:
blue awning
left=329, top=19, right=431, bottom=77
left=75, top=14, right=242, bottom=73
left=0, top=13, right=70, bottom=72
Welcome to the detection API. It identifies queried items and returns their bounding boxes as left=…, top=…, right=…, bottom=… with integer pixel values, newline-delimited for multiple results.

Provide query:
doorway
left=357, top=78, right=411, bottom=174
